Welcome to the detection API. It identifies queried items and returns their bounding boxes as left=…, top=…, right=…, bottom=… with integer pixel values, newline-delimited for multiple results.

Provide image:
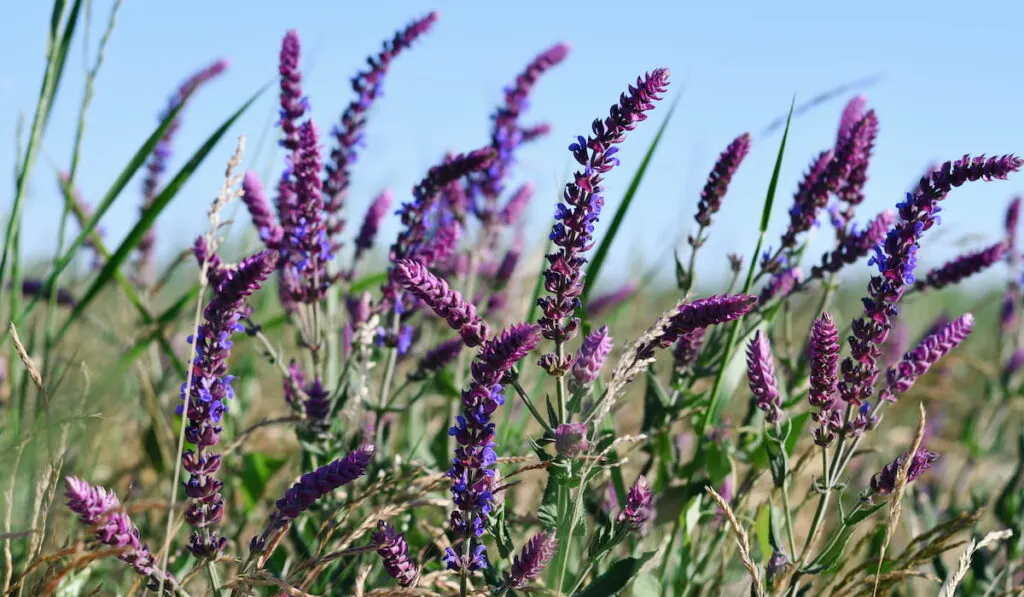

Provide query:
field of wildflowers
left=2, top=3, right=1024, bottom=596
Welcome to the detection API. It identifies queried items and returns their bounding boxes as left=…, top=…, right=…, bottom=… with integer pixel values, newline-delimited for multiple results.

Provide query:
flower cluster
left=136, top=59, right=228, bottom=283
left=808, top=314, right=841, bottom=446
left=504, top=532, right=558, bottom=589
left=811, top=209, right=895, bottom=279
left=617, top=474, right=654, bottom=530
left=372, top=521, right=420, bottom=587
left=915, top=242, right=1007, bottom=291
left=180, top=248, right=277, bottom=558
left=409, top=336, right=464, bottom=380
left=758, top=267, right=802, bottom=305
left=267, top=444, right=373, bottom=529
left=879, top=313, right=974, bottom=402
left=537, top=69, right=670, bottom=374
left=353, top=189, right=394, bottom=266
left=444, top=324, right=540, bottom=572
left=323, top=13, right=439, bottom=253
left=393, top=258, right=489, bottom=347
left=840, top=155, right=1022, bottom=407
left=746, top=331, right=783, bottom=424
left=692, top=132, right=752, bottom=230
left=569, top=325, right=613, bottom=392
left=672, top=329, right=706, bottom=374
left=869, top=447, right=939, bottom=495
left=277, top=30, right=306, bottom=151
left=639, top=293, right=758, bottom=358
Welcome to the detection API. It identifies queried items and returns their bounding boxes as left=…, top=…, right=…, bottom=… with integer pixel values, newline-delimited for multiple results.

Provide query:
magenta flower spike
left=537, top=69, right=670, bottom=375
left=242, top=172, right=284, bottom=247
left=672, top=328, right=706, bottom=373
left=693, top=132, right=752, bottom=229
left=372, top=521, right=420, bottom=587
left=808, top=313, right=841, bottom=446
left=644, top=294, right=758, bottom=357
left=758, top=267, right=802, bottom=305
left=870, top=447, right=939, bottom=495
left=278, top=30, right=306, bottom=152
left=915, top=242, right=1008, bottom=291
left=393, top=258, right=489, bottom=347
left=554, top=422, right=589, bottom=458
left=353, top=189, right=393, bottom=265
left=268, top=444, right=373, bottom=528
left=570, top=325, right=613, bottom=392
left=879, top=313, right=973, bottom=402
left=323, top=13, right=439, bottom=253
left=503, top=532, right=558, bottom=589
left=617, top=474, right=654, bottom=531
left=745, top=331, right=783, bottom=424
left=811, top=209, right=895, bottom=279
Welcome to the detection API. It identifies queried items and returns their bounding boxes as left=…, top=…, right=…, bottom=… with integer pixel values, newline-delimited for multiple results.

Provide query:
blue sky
left=2, top=0, right=1023, bottom=291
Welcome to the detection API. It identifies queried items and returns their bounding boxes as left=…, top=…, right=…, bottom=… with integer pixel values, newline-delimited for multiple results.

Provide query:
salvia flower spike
left=353, top=189, right=393, bottom=265
left=65, top=477, right=173, bottom=592
left=504, top=532, right=558, bottom=589
left=808, top=313, right=841, bottom=446
left=746, top=331, right=783, bottom=424
left=181, top=248, right=277, bottom=558
left=323, top=12, right=439, bottom=253
left=915, top=242, right=1007, bottom=291
left=444, top=323, right=540, bottom=573
left=267, top=444, right=373, bottom=530
left=870, top=446, right=939, bottom=495
left=880, top=313, right=974, bottom=402
left=537, top=68, right=670, bottom=374
left=570, top=325, right=613, bottom=392
left=617, top=474, right=654, bottom=531
left=278, top=30, right=306, bottom=151
left=393, top=258, right=489, bottom=347
left=811, top=209, right=895, bottom=279
left=840, top=154, right=1021, bottom=406
left=241, top=171, right=283, bottom=247
left=640, top=293, right=758, bottom=358
left=692, top=132, right=752, bottom=230
left=372, top=521, right=420, bottom=587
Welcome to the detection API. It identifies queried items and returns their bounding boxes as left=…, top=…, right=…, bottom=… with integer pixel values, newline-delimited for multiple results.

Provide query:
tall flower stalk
left=536, top=68, right=670, bottom=422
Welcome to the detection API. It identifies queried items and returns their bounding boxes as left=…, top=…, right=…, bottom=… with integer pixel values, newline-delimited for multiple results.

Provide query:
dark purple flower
left=693, top=132, right=752, bottom=228
left=1006, top=196, right=1021, bottom=260
left=1002, top=287, right=1020, bottom=338
left=278, top=30, right=306, bottom=151
left=65, top=478, right=172, bottom=589
left=410, top=336, right=464, bottom=380
left=1003, top=347, right=1024, bottom=379
left=840, top=154, right=1022, bottom=406
left=383, top=149, right=496, bottom=308
left=268, top=444, right=373, bottom=527
left=808, top=313, right=841, bottom=445
left=278, top=120, right=331, bottom=305
left=499, top=182, right=534, bottom=227
left=758, top=267, right=802, bottom=305
left=323, top=13, right=438, bottom=253
left=474, top=43, right=571, bottom=220
left=879, top=313, right=973, bottom=402
left=835, top=110, right=879, bottom=222
left=570, top=325, right=613, bottom=392
left=242, top=172, right=284, bottom=247
left=137, top=59, right=228, bottom=284
left=180, top=248, right=276, bottom=558
left=811, top=209, right=895, bottom=279
left=492, top=239, right=523, bottom=289
left=641, top=293, right=758, bottom=358
left=554, top=423, right=589, bottom=458
left=19, top=279, right=76, bottom=307
left=393, top=258, right=488, bottom=347
left=353, top=189, right=393, bottom=264
left=617, top=474, right=653, bottom=531
left=586, top=283, right=636, bottom=318
left=504, top=532, right=558, bottom=589
left=915, top=242, right=1008, bottom=291
left=537, top=69, right=670, bottom=375
left=746, top=331, right=783, bottom=424
left=372, top=521, right=419, bottom=587
left=780, top=150, right=833, bottom=249
left=672, top=328, right=706, bottom=374
left=445, top=324, right=540, bottom=571
left=836, top=95, right=867, bottom=147
left=870, top=447, right=939, bottom=495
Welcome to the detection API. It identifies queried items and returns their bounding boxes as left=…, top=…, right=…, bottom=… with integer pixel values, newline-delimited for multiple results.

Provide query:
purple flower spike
left=181, top=249, right=276, bottom=558
left=476, top=43, right=571, bottom=218
left=504, top=532, right=558, bottom=589
left=811, top=209, right=895, bottom=279
left=672, top=329, right=706, bottom=374
left=384, top=148, right=496, bottom=307
left=746, top=331, right=783, bottom=424
left=870, top=446, right=939, bottom=495
left=353, top=189, right=393, bottom=264
left=840, top=155, right=1022, bottom=407
left=270, top=444, right=373, bottom=527
left=880, top=313, right=973, bottom=402
left=410, top=337, right=464, bottom=381
left=693, top=132, right=752, bottom=228
left=835, top=110, right=879, bottom=219
left=323, top=13, right=439, bottom=254
left=808, top=313, right=840, bottom=445
left=781, top=150, right=833, bottom=249
left=242, top=172, right=283, bottom=247
left=758, top=267, right=802, bottom=305
left=617, top=475, right=654, bottom=531
left=915, top=242, right=1008, bottom=291
left=278, top=30, right=305, bottom=151
left=570, top=325, right=613, bottom=392
left=586, top=283, right=636, bottom=318
left=137, top=58, right=228, bottom=284
left=836, top=95, right=867, bottom=146
left=278, top=120, right=331, bottom=305
left=500, top=183, right=534, bottom=227
left=1006, top=196, right=1021, bottom=260
left=393, top=258, right=489, bottom=347
left=20, top=279, right=76, bottom=307
left=447, top=324, right=540, bottom=571
left=554, top=423, right=589, bottom=458
left=373, top=521, right=420, bottom=587
left=652, top=294, right=758, bottom=354
left=537, top=69, right=670, bottom=375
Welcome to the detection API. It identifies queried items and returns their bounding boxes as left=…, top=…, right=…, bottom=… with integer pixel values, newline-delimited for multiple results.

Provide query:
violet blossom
left=811, top=209, right=895, bottom=279
left=746, top=331, right=783, bottom=424
left=879, top=313, right=973, bottom=402
left=353, top=189, right=393, bottom=265
left=372, top=521, right=420, bottom=587
left=915, top=242, right=1008, bottom=291
left=692, top=132, right=752, bottom=231
left=504, top=532, right=558, bottom=589
left=393, top=258, right=488, bottom=347
left=870, top=447, right=939, bottom=495
left=569, top=325, right=613, bottom=392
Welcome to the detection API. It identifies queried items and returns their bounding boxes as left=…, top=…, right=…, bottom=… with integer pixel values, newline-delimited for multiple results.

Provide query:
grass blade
left=580, top=95, right=680, bottom=308
left=54, top=85, right=268, bottom=344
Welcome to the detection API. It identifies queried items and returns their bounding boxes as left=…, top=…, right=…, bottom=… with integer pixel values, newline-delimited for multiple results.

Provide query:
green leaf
left=55, top=84, right=268, bottom=343
left=575, top=550, right=657, bottom=597
left=755, top=504, right=771, bottom=560
left=239, top=452, right=288, bottom=509
left=630, top=573, right=662, bottom=597
left=581, top=96, right=680, bottom=308
left=538, top=472, right=560, bottom=530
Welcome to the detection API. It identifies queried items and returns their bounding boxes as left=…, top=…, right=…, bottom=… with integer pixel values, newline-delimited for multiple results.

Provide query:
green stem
left=509, top=376, right=553, bottom=434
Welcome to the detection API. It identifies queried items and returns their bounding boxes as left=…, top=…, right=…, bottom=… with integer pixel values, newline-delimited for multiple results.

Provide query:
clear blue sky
left=2, top=0, right=1023, bottom=290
